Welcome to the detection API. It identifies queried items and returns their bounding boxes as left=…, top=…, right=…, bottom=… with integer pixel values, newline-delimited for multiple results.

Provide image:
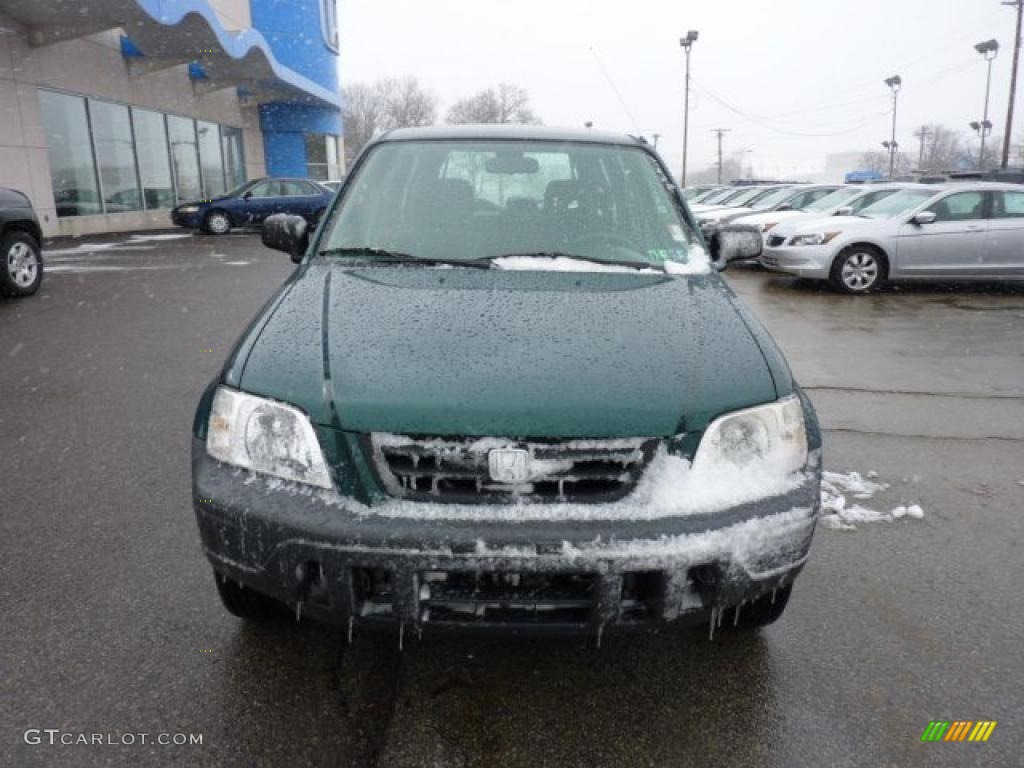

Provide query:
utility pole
left=914, top=125, right=932, bottom=169
left=885, top=75, right=902, bottom=177
left=652, top=132, right=661, bottom=148
left=710, top=128, right=731, bottom=183
left=1002, top=0, right=1023, bottom=168
left=679, top=30, right=699, bottom=186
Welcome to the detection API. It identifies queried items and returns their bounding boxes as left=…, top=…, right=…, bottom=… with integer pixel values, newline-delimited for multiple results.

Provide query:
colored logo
left=921, top=721, right=997, bottom=742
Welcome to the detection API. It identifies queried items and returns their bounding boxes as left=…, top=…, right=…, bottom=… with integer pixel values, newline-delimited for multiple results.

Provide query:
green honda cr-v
left=191, top=125, right=822, bottom=641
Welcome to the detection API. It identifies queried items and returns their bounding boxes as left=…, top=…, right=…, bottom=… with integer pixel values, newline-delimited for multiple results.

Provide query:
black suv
left=1, top=188, right=43, bottom=298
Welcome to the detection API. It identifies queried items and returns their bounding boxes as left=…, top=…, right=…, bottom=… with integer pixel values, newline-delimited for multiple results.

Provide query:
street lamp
left=680, top=30, right=699, bottom=186
left=1000, top=0, right=1023, bottom=168
left=974, top=39, right=999, bottom=170
left=884, top=75, right=902, bottom=178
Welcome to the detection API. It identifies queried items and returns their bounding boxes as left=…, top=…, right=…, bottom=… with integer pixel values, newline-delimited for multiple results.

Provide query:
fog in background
left=340, top=0, right=1022, bottom=180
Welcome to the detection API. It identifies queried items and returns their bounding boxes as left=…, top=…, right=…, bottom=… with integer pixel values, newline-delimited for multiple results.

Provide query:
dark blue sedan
left=171, top=178, right=333, bottom=235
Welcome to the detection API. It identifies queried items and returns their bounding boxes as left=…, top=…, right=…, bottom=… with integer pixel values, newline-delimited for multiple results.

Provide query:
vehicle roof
left=378, top=124, right=646, bottom=146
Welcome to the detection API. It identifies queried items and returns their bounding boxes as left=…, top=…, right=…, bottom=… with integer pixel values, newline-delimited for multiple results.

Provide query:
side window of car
left=248, top=182, right=277, bottom=198
left=280, top=181, right=312, bottom=197
left=994, top=191, right=1024, bottom=218
left=926, top=191, right=985, bottom=222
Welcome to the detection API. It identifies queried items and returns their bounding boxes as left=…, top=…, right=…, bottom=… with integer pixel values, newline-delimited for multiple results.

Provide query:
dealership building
left=0, top=0, right=343, bottom=237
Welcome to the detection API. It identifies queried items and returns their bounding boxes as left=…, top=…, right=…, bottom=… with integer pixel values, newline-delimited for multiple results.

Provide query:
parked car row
left=170, top=177, right=336, bottom=235
left=685, top=181, right=1024, bottom=293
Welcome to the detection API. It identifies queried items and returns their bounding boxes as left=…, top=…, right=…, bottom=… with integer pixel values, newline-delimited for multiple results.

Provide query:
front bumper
left=171, top=210, right=203, bottom=228
left=192, top=438, right=821, bottom=635
left=760, top=244, right=834, bottom=278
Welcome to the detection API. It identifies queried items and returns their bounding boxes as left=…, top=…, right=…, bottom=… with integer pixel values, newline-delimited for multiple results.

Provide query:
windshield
left=225, top=180, right=254, bottom=198
left=748, top=187, right=795, bottom=210
left=321, top=140, right=704, bottom=269
left=857, top=189, right=936, bottom=219
left=801, top=187, right=861, bottom=212
left=719, top=187, right=767, bottom=207
left=697, top=188, right=735, bottom=204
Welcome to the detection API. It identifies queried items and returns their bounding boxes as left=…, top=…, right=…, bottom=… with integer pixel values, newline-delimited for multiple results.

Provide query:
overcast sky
left=339, top=0, right=1022, bottom=179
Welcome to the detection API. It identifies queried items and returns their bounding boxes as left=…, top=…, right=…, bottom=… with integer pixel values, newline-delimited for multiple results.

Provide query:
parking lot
left=2, top=232, right=1022, bottom=767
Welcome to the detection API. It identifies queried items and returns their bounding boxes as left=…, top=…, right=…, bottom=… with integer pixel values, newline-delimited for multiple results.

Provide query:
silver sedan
left=759, top=183, right=1024, bottom=293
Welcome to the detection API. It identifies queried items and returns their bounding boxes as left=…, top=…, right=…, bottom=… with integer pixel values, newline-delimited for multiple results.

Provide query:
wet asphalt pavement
left=1, top=234, right=1022, bottom=767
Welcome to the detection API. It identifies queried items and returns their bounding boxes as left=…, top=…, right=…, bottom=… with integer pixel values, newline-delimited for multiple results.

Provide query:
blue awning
left=2, top=0, right=341, bottom=108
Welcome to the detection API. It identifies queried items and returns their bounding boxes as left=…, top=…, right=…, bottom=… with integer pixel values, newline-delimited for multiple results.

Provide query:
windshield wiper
left=491, top=252, right=660, bottom=271
left=318, top=247, right=492, bottom=269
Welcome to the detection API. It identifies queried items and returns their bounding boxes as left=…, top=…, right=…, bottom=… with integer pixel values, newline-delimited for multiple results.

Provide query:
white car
left=689, top=185, right=774, bottom=214
left=760, top=183, right=1024, bottom=292
left=697, top=185, right=847, bottom=228
left=739, top=184, right=918, bottom=235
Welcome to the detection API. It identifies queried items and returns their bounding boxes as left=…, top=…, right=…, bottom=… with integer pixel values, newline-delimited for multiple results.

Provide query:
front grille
left=419, top=571, right=596, bottom=624
left=767, top=235, right=787, bottom=248
left=368, top=434, right=658, bottom=503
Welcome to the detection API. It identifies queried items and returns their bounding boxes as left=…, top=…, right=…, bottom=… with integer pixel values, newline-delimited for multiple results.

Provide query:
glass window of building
left=89, top=100, right=142, bottom=213
left=305, top=133, right=342, bottom=180
left=220, top=126, right=246, bottom=190
left=131, top=108, right=175, bottom=210
left=197, top=121, right=226, bottom=198
left=167, top=115, right=202, bottom=202
left=321, top=0, right=339, bottom=52
left=38, top=90, right=102, bottom=218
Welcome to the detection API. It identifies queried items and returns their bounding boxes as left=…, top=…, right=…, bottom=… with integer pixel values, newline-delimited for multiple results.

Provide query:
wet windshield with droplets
left=320, top=140, right=704, bottom=269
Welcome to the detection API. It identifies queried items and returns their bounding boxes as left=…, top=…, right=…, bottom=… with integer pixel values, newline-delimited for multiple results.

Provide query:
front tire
left=1, top=231, right=43, bottom=297
left=214, top=571, right=285, bottom=620
left=202, top=210, right=231, bottom=235
left=829, top=246, right=886, bottom=293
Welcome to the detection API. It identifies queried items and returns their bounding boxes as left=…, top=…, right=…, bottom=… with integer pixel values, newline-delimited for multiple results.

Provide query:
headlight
left=206, top=387, right=332, bottom=489
left=693, top=395, right=808, bottom=476
left=177, top=205, right=200, bottom=214
left=791, top=231, right=840, bottom=246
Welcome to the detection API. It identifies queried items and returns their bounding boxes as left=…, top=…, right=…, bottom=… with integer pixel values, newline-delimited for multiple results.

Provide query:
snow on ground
left=820, top=470, right=925, bottom=531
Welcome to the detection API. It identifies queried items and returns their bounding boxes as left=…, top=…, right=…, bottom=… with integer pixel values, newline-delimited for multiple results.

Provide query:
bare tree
left=446, top=83, right=541, bottom=125
left=860, top=150, right=912, bottom=177
left=342, top=77, right=438, bottom=163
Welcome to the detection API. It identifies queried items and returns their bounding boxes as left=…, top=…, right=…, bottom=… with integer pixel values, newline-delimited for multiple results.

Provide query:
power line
left=692, top=81, right=893, bottom=137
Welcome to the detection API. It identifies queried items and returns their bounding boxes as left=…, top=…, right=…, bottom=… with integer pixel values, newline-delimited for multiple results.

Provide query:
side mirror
left=242, top=191, right=253, bottom=200
left=834, top=206, right=854, bottom=217
left=776, top=204, right=794, bottom=212
left=262, top=213, right=308, bottom=264
left=707, top=224, right=763, bottom=271
left=912, top=211, right=937, bottom=226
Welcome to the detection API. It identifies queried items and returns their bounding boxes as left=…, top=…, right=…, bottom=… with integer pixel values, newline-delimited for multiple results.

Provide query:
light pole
left=652, top=132, right=661, bottom=148
left=1002, top=0, right=1023, bottom=168
left=975, top=39, right=1000, bottom=170
left=884, top=75, right=902, bottom=178
left=680, top=30, right=699, bottom=186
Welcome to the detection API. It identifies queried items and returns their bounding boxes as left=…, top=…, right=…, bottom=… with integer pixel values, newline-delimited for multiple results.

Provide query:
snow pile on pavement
left=820, top=470, right=924, bottom=531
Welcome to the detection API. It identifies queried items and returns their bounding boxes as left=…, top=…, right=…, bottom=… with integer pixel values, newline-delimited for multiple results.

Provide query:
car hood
left=772, top=214, right=893, bottom=237
left=237, top=264, right=782, bottom=438
left=736, top=209, right=808, bottom=227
